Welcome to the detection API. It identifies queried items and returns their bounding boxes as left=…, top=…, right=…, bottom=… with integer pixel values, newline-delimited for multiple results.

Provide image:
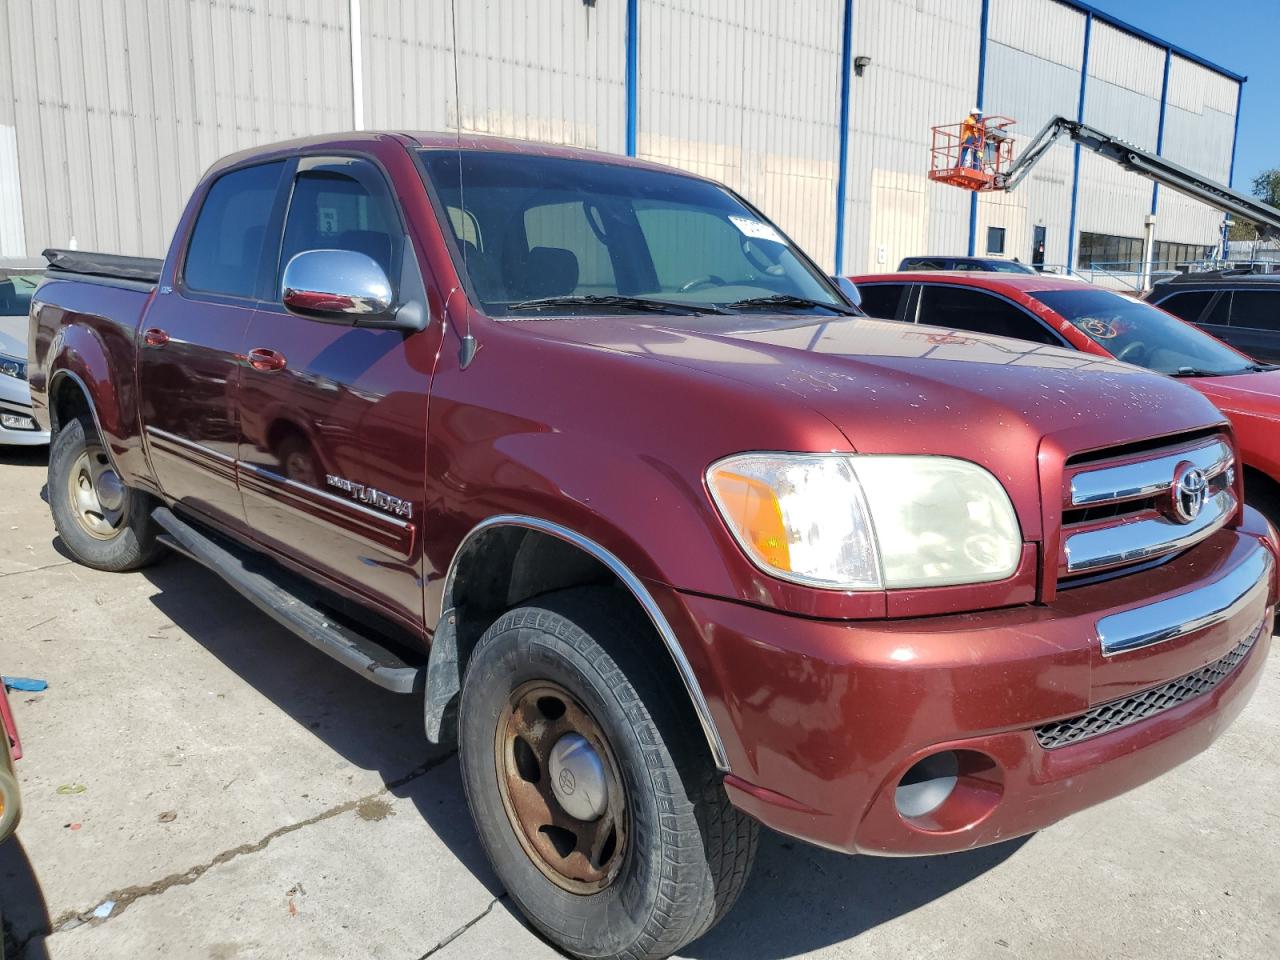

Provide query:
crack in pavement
left=415, top=894, right=507, bottom=959
left=0, top=560, right=73, bottom=579
left=34, top=749, right=458, bottom=943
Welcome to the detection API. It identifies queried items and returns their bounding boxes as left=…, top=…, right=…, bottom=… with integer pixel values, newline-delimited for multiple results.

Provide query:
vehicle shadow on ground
left=138, top=553, right=1026, bottom=959
left=0, top=839, right=52, bottom=960
left=0, top=447, right=47, bottom=469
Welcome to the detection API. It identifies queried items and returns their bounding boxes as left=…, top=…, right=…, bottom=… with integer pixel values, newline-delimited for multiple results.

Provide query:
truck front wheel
left=48, top=416, right=163, bottom=572
left=458, top=587, right=757, bottom=960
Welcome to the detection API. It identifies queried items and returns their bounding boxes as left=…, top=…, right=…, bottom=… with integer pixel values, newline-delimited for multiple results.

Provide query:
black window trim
left=176, top=157, right=294, bottom=308
left=909, top=281, right=1071, bottom=347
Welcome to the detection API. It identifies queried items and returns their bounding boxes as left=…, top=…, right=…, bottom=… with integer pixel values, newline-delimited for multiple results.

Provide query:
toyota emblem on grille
left=1171, top=463, right=1208, bottom=523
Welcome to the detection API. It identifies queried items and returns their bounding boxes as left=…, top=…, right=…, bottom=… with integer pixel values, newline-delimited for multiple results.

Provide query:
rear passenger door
left=138, top=160, right=288, bottom=534
left=914, top=284, right=1066, bottom=346
left=236, top=155, right=433, bottom=627
left=1223, top=290, right=1280, bottom=364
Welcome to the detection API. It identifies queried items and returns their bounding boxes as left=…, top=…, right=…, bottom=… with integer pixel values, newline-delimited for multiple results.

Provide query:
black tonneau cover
left=42, top=248, right=163, bottom=285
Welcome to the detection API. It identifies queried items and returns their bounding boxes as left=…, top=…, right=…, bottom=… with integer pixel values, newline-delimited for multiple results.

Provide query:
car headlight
left=0, top=354, right=26, bottom=381
left=707, top=453, right=1022, bottom=590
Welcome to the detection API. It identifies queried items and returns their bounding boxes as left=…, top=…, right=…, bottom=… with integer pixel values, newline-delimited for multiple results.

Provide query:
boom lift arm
left=995, top=116, right=1280, bottom=241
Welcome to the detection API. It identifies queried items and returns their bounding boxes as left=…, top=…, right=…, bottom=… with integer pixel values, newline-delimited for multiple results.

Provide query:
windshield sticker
left=1079, top=317, right=1118, bottom=339
left=729, top=216, right=786, bottom=244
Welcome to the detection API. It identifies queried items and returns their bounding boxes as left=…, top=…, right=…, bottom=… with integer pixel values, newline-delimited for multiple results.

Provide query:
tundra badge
left=326, top=475, right=414, bottom=520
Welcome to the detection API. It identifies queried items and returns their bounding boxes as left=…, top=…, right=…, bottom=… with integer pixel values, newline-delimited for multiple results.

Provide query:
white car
left=0, top=271, right=50, bottom=445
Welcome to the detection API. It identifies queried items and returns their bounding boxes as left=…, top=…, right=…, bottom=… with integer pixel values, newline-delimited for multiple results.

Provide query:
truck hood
left=524, top=313, right=1230, bottom=537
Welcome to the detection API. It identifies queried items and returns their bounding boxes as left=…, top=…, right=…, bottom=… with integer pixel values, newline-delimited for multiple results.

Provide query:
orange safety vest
left=961, top=115, right=981, bottom=141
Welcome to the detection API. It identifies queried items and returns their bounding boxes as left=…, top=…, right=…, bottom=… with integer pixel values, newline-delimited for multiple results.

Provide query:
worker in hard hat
left=960, top=108, right=983, bottom=170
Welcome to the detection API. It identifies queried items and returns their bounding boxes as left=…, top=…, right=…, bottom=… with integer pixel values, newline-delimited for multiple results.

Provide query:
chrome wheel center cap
left=548, top=733, right=608, bottom=821
left=95, top=469, right=125, bottom=512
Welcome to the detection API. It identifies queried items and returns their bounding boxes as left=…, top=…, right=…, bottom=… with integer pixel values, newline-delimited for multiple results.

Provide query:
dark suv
left=1146, top=270, right=1280, bottom=363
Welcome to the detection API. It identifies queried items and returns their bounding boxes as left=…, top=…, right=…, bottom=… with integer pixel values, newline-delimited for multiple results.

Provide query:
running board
left=152, top=507, right=423, bottom=694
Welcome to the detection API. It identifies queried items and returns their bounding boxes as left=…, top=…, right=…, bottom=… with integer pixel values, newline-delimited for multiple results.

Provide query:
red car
left=853, top=271, right=1280, bottom=526
left=26, top=134, right=1277, bottom=960
left=0, top=682, right=21, bottom=843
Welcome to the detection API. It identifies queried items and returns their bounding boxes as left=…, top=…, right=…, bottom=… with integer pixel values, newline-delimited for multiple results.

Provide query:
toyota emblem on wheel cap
left=1171, top=463, right=1208, bottom=524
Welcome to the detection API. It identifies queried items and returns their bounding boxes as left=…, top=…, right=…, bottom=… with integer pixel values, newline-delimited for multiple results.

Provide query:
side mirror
left=282, top=249, right=394, bottom=322
left=832, top=275, right=862, bottom=309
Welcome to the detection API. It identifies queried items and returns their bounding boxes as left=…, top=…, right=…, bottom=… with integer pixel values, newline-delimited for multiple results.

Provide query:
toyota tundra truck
left=27, top=133, right=1278, bottom=960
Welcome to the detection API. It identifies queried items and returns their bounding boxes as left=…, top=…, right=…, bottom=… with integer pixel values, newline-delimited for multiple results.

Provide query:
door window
left=183, top=161, right=286, bottom=298
left=917, top=285, right=1060, bottom=345
left=1228, top=290, right=1280, bottom=331
left=279, top=162, right=402, bottom=284
left=857, top=283, right=908, bottom=319
left=1156, top=291, right=1214, bottom=323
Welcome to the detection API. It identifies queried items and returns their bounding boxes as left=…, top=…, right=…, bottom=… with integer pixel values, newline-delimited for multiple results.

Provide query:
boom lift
left=930, top=115, right=1280, bottom=241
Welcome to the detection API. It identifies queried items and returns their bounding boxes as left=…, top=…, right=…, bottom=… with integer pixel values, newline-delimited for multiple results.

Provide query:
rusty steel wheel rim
left=495, top=681, right=628, bottom=894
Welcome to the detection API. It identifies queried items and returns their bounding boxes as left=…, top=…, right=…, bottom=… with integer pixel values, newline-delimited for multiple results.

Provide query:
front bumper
left=672, top=515, right=1277, bottom=856
left=0, top=375, right=50, bottom=446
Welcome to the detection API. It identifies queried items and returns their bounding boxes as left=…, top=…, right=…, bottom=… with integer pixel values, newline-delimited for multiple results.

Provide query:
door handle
left=143, top=328, right=170, bottom=347
left=247, top=347, right=288, bottom=372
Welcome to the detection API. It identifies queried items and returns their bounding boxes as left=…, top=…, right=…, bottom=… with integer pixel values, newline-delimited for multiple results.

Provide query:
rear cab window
left=183, top=161, right=287, bottom=298
left=857, top=284, right=909, bottom=319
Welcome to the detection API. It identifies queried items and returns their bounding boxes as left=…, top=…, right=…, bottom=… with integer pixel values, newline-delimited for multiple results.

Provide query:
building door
left=1032, top=226, right=1047, bottom=271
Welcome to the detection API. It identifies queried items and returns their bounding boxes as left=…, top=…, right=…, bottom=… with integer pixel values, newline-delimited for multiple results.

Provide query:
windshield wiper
left=1247, top=363, right=1280, bottom=372
left=507, top=294, right=725, bottom=315
left=724, top=294, right=857, bottom=315
left=1170, top=367, right=1228, bottom=378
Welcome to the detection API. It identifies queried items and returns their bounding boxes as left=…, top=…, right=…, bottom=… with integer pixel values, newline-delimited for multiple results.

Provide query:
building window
left=1153, top=241, right=1214, bottom=273
left=1077, top=232, right=1143, bottom=270
left=986, top=226, right=1006, bottom=255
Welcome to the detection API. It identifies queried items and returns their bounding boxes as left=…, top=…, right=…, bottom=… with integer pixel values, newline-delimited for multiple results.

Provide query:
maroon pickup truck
left=27, top=133, right=1278, bottom=959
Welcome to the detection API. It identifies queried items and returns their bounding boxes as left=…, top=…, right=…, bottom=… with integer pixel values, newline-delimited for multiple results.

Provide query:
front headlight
left=707, top=453, right=1022, bottom=590
left=0, top=354, right=26, bottom=381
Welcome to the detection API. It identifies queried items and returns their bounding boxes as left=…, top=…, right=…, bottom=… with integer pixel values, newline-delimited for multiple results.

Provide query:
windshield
left=1035, top=288, right=1254, bottom=376
left=419, top=150, right=845, bottom=317
left=984, top=260, right=1036, bottom=274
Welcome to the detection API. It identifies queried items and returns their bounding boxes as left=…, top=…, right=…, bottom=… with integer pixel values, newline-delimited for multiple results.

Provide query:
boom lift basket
left=929, top=116, right=1016, bottom=191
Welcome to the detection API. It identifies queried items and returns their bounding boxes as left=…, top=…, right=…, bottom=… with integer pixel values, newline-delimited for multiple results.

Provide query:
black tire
left=48, top=416, right=163, bottom=572
left=458, top=587, right=758, bottom=960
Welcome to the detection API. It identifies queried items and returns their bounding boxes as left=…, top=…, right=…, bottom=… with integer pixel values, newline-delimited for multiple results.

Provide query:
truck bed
left=43, top=248, right=163, bottom=286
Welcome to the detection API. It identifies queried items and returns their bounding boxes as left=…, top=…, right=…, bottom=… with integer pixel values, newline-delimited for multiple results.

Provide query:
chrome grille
left=1034, top=619, right=1263, bottom=749
left=1059, top=434, right=1235, bottom=582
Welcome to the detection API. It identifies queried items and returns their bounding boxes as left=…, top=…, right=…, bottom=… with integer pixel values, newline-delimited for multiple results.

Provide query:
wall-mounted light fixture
left=854, top=55, right=871, bottom=77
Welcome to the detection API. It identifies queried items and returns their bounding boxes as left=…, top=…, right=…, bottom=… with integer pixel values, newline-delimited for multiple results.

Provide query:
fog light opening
left=895, top=751, right=960, bottom=819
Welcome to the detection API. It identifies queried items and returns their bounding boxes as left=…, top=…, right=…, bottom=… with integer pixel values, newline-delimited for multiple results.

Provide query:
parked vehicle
left=0, top=270, right=50, bottom=445
left=898, top=254, right=1037, bottom=274
left=28, top=133, right=1278, bottom=960
left=0, top=682, right=22, bottom=844
left=1146, top=271, right=1280, bottom=364
left=854, top=270, right=1280, bottom=525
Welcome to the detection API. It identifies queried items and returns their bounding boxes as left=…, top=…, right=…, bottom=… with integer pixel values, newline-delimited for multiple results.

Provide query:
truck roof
left=204, top=130, right=711, bottom=183
left=852, top=270, right=1089, bottom=295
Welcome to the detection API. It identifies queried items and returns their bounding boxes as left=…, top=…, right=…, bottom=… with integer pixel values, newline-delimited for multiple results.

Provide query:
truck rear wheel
left=49, top=416, right=163, bottom=572
left=458, top=588, right=757, bottom=960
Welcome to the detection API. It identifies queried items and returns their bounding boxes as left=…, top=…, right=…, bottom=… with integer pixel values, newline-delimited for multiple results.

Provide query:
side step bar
left=152, top=507, right=423, bottom=694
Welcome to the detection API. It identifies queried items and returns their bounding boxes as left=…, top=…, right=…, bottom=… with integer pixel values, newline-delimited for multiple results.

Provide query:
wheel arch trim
left=48, top=368, right=122, bottom=475
left=437, top=513, right=731, bottom=773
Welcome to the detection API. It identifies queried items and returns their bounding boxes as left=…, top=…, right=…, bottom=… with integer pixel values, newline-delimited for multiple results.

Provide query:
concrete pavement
left=1, top=445, right=1278, bottom=960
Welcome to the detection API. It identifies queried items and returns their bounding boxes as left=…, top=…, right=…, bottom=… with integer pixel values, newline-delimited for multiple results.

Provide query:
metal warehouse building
left=0, top=0, right=1245, bottom=277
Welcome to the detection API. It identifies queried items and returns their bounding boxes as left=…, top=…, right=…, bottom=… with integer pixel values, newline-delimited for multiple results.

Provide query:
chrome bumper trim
left=1096, top=542, right=1272, bottom=656
left=1065, top=488, right=1235, bottom=573
left=1070, top=439, right=1231, bottom=507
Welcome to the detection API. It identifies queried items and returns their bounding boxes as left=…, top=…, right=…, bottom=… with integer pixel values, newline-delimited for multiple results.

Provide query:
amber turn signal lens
left=707, top=470, right=792, bottom=572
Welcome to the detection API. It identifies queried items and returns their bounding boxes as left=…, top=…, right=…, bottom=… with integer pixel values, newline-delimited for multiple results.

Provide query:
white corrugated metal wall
left=0, top=0, right=1247, bottom=273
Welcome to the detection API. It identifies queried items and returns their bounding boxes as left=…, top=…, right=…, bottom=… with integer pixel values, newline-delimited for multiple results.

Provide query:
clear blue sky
left=1096, top=0, right=1277, bottom=190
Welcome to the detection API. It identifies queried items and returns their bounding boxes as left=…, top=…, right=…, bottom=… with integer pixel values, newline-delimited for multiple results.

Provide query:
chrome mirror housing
left=282, top=249, right=394, bottom=321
